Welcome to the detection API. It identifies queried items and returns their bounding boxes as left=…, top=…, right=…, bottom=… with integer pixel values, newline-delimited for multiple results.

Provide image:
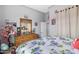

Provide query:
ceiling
left=26, top=5, right=52, bottom=13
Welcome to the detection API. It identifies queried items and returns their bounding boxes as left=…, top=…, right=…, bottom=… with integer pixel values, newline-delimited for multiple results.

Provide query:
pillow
left=72, top=38, right=79, bottom=49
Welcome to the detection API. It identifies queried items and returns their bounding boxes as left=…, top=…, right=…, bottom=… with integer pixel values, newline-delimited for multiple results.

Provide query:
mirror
left=20, top=18, right=32, bottom=35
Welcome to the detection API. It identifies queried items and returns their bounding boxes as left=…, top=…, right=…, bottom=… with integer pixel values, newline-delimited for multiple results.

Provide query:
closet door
left=40, top=22, right=47, bottom=37
left=70, top=6, right=77, bottom=38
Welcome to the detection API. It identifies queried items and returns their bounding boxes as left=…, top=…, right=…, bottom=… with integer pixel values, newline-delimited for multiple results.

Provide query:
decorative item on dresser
left=15, top=33, right=39, bottom=47
left=17, top=27, right=21, bottom=36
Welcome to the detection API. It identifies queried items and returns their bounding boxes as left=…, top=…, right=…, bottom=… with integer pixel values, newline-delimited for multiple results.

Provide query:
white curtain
left=70, top=6, right=77, bottom=38
left=57, top=12, right=62, bottom=36
left=56, top=5, right=78, bottom=38
left=55, top=12, right=58, bottom=36
left=61, top=10, right=66, bottom=37
left=65, top=8, right=70, bottom=37
left=77, top=6, right=79, bottom=37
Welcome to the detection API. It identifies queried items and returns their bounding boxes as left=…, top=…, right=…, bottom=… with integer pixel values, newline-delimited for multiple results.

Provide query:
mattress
left=16, top=36, right=79, bottom=54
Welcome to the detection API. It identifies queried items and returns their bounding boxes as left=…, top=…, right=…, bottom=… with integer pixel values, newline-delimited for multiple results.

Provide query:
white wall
left=44, top=12, right=49, bottom=35
left=44, top=12, right=48, bottom=21
left=48, top=5, right=73, bottom=37
left=0, top=5, right=6, bottom=28
left=0, top=5, right=45, bottom=35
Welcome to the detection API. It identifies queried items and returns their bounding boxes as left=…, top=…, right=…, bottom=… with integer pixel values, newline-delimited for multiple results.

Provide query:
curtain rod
left=55, top=5, right=79, bottom=13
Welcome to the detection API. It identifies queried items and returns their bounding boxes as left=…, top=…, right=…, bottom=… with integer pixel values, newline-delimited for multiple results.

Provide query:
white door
left=40, top=22, right=47, bottom=37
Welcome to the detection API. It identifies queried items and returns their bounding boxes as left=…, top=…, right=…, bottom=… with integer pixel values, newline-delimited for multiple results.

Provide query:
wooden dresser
left=15, top=33, right=39, bottom=47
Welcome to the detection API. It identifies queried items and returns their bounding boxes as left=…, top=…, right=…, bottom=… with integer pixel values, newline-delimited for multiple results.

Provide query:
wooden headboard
left=15, top=33, right=39, bottom=47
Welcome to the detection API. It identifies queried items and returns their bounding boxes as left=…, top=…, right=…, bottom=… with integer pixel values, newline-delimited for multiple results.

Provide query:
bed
left=16, top=36, right=79, bottom=54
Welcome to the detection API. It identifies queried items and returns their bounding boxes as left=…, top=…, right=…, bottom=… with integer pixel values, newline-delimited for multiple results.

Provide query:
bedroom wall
left=0, top=5, right=45, bottom=35
left=44, top=12, right=48, bottom=21
left=44, top=12, right=49, bottom=35
left=0, top=5, right=6, bottom=28
left=48, top=5, right=73, bottom=37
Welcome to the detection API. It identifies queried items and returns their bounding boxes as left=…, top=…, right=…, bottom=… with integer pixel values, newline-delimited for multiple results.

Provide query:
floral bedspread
left=16, top=36, right=79, bottom=54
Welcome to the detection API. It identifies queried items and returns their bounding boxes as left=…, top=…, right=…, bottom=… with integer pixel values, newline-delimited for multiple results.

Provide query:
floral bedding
left=16, top=36, right=79, bottom=54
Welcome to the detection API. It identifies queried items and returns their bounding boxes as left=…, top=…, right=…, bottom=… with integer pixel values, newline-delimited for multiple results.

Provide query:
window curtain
left=70, top=6, right=77, bottom=38
left=77, top=6, right=79, bottom=37
left=55, top=11, right=58, bottom=36
left=65, top=8, right=70, bottom=37
left=56, top=5, right=78, bottom=38
left=61, top=10, right=66, bottom=37
left=57, top=11, right=62, bottom=36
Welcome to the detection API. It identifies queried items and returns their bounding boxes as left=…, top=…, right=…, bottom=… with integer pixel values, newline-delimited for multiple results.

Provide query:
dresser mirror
left=20, top=18, right=32, bottom=35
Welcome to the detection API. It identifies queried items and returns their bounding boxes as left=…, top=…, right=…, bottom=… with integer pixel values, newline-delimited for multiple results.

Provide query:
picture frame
left=35, top=22, right=38, bottom=26
left=51, top=18, right=56, bottom=25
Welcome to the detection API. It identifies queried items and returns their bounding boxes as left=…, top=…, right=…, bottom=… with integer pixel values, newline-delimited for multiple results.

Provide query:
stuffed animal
left=72, top=38, right=79, bottom=49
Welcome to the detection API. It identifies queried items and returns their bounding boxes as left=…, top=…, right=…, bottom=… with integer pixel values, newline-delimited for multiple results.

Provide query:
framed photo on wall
left=51, top=18, right=56, bottom=25
left=35, top=22, right=38, bottom=26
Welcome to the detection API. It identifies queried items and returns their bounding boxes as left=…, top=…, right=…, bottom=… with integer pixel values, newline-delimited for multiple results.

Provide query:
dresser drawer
left=15, top=33, right=39, bottom=47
